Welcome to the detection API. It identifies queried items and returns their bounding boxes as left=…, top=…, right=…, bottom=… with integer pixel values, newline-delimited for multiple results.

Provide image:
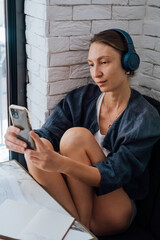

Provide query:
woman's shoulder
left=119, top=89, right=160, bottom=142
left=129, top=88, right=160, bottom=118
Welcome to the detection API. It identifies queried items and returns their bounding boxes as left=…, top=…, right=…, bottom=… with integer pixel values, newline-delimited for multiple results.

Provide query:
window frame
left=5, top=0, right=27, bottom=168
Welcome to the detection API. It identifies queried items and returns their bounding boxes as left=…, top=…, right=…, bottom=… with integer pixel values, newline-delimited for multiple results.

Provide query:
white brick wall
left=112, top=6, right=145, bottom=20
left=25, top=0, right=160, bottom=128
left=138, top=1, right=160, bottom=99
left=73, top=5, right=111, bottom=20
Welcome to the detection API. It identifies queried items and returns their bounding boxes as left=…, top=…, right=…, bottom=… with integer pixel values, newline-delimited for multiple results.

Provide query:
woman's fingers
left=30, top=131, right=47, bottom=151
left=5, top=132, right=26, bottom=147
left=7, top=125, right=21, bottom=134
left=4, top=126, right=27, bottom=153
left=25, top=149, right=40, bottom=160
left=6, top=141, right=26, bottom=154
left=25, top=149, right=45, bottom=168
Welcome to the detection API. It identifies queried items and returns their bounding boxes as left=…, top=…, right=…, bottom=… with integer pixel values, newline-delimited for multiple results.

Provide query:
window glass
left=0, top=0, right=9, bottom=162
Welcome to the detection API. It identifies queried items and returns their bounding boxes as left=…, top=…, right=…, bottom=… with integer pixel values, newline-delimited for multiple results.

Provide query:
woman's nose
left=92, top=66, right=102, bottom=78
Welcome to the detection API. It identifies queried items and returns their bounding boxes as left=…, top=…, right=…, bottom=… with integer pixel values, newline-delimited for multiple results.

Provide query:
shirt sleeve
left=94, top=110, right=160, bottom=196
left=33, top=84, right=100, bottom=152
left=34, top=96, right=73, bottom=152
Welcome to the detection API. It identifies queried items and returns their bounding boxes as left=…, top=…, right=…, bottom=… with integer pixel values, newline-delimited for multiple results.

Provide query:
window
left=0, top=0, right=8, bottom=162
left=0, top=0, right=27, bottom=168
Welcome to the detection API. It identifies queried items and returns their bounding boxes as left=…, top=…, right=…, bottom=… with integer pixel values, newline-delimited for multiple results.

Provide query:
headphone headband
left=111, top=28, right=140, bottom=71
left=111, top=28, right=135, bottom=51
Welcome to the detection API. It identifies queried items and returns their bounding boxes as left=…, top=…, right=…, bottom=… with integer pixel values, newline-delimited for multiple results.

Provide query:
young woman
left=5, top=29, right=160, bottom=236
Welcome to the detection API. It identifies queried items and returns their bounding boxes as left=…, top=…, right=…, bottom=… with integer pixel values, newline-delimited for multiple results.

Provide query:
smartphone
left=9, top=104, right=35, bottom=150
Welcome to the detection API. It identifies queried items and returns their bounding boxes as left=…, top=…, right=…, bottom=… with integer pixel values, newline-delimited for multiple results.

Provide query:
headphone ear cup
left=122, top=51, right=140, bottom=71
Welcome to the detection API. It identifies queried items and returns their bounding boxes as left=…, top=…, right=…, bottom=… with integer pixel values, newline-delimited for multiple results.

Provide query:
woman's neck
left=103, top=85, right=131, bottom=112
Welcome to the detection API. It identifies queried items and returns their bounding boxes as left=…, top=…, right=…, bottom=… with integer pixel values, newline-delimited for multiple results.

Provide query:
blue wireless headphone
left=111, top=29, right=140, bottom=72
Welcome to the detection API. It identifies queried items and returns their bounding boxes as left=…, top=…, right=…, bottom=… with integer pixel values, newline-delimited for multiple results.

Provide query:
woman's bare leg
left=90, top=188, right=133, bottom=236
left=60, top=127, right=106, bottom=227
left=25, top=138, right=79, bottom=219
left=60, top=127, right=133, bottom=235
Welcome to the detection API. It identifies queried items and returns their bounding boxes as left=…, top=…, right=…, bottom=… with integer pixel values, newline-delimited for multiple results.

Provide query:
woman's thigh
left=61, top=127, right=134, bottom=235
left=90, top=188, right=133, bottom=236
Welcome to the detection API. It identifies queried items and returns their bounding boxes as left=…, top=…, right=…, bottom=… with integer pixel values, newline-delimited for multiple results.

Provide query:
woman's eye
left=102, top=61, right=107, bottom=64
left=89, top=63, right=94, bottom=67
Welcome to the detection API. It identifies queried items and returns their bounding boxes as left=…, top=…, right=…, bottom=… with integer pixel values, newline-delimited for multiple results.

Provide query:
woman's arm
left=25, top=131, right=101, bottom=187
left=62, top=156, right=101, bottom=187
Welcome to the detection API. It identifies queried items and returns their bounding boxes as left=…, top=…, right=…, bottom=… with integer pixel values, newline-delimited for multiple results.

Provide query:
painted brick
left=134, top=85, right=160, bottom=102
left=50, top=51, right=88, bottom=66
left=146, top=7, right=160, bottom=21
left=139, top=74, right=160, bottom=92
left=153, top=66, right=160, bottom=79
left=148, top=0, right=160, bottom=7
left=47, top=37, right=70, bottom=53
left=73, top=5, right=111, bottom=20
left=49, top=79, right=88, bottom=95
left=155, top=41, right=160, bottom=52
left=129, top=0, right=146, bottom=5
left=27, top=83, right=47, bottom=109
left=112, top=6, right=145, bottom=20
left=28, top=101, right=47, bottom=126
left=70, top=36, right=91, bottom=50
left=50, top=21, right=91, bottom=37
left=25, top=0, right=160, bottom=116
left=136, top=49, right=142, bottom=61
left=25, top=1, right=46, bottom=20
left=27, top=109, right=42, bottom=129
left=144, top=21, right=160, bottom=37
left=47, top=94, right=66, bottom=110
left=91, top=20, right=128, bottom=34
left=70, top=64, right=90, bottom=79
left=26, top=44, right=31, bottom=59
left=27, top=59, right=40, bottom=76
left=143, top=36, right=156, bottom=50
left=92, top=0, right=128, bottom=4
left=150, top=90, right=160, bottom=102
left=131, top=35, right=142, bottom=49
left=128, top=21, right=143, bottom=35
left=132, top=84, right=160, bottom=101
left=26, top=30, right=46, bottom=50
left=143, top=49, right=160, bottom=66
left=141, top=62, right=153, bottom=76
left=30, top=0, right=50, bottom=5
left=39, top=66, right=47, bottom=82
left=25, top=15, right=49, bottom=36
left=130, top=76, right=139, bottom=87
left=47, top=6, right=72, bottom=21
left=50, top=0, right=91, bottom=5
left=28, top=72, right=49, bottom=95
left=47, top=67, right=70, bottom=82
left=31, top=46, right=49, bottom=66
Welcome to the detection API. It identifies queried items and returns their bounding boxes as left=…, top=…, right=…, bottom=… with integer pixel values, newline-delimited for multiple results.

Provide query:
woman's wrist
left=60, top=155, right=101, bottom=187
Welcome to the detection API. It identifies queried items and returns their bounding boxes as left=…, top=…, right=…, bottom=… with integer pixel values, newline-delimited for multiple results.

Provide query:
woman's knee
left=90, top=201, right=133, bottom=236
left=60, top=127, right=92, bottom=154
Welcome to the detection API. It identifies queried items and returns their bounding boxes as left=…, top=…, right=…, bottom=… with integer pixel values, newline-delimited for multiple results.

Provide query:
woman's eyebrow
left=88, top=56, right=111, bottom=62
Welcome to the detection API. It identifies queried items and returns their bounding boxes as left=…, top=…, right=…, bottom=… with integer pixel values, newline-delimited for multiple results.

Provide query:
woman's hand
left=25, top=131, right=65, bottom=172
left=4, top=126, right=27, bottom=154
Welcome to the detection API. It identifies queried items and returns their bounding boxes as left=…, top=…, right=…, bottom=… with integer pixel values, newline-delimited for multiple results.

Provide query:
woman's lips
left=97, top=80, right=107, bottom=87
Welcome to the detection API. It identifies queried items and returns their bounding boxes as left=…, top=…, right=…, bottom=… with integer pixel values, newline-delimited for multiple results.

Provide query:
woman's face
left=88, top=42, right=128, bottom=93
